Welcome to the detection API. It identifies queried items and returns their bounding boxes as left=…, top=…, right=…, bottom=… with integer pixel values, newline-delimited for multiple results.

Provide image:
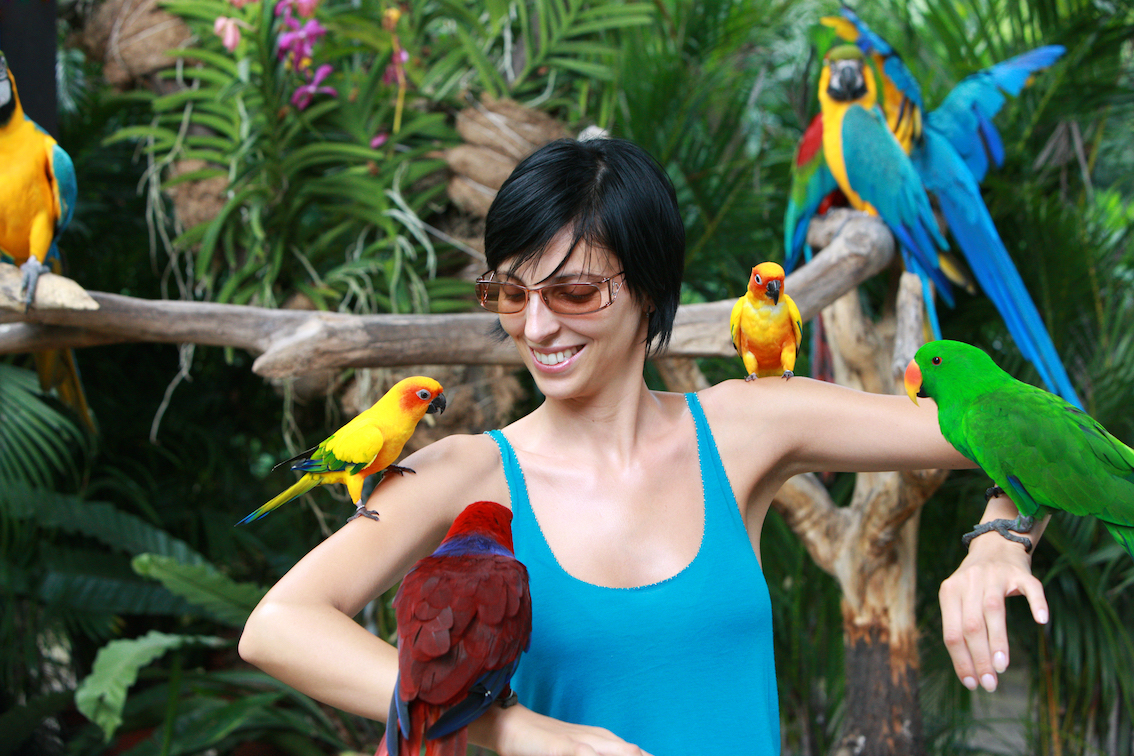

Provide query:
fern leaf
left=131, top=554, right=267, bottom=627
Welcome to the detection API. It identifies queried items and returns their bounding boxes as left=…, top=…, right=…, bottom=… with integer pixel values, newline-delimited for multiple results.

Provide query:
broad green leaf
left=75, top=630, right=225, bottom=742
left=132, top=553, right=267, bottom=627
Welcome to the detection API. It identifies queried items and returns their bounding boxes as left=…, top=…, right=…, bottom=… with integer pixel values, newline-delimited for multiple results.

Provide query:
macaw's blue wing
left=784, top=114, right=841, bottom=274
left=836, top=6, right=925, bottom=113
left=52, top=142, right=77, bottom=243
left=912, top=125, right=1082, bottom=408
left=841, top=104, right=954, bottom=336
left=928, top=45, right=1066, bottom=182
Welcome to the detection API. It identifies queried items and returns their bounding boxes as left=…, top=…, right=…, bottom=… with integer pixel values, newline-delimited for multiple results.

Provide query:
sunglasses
left=475, top=272, right=625, bottom=315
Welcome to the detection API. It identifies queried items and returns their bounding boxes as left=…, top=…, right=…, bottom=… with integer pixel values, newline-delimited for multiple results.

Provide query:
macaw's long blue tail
left=914, top=126, right=1082, bottom=408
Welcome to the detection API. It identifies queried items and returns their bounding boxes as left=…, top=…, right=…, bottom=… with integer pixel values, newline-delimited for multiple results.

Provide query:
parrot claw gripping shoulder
left=237, top=377, right=445, bottom=525
left=905, top=341, right=1134, bottom=561
left=381, top=501, right=532, bottom=756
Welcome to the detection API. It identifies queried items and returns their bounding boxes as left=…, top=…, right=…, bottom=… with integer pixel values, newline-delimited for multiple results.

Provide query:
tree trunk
left=773, top=270, right=948, bottom=756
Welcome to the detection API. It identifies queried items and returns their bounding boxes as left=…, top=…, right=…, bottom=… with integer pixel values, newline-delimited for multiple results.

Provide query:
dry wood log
left=0, top=263, right=99, bottom=312
left=0, top=213, right=894, bottom=379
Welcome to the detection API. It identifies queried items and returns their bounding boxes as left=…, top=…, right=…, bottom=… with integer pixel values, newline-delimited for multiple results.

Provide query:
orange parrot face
left=393, top=376, right=446, bottom=418
left=749, top=262, right=787, bottom=306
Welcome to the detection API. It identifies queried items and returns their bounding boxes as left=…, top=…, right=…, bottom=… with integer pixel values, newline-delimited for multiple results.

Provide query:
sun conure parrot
left=730, top=261, right=802, bottom=380
left=380, top=500, right=532, bottom=756
left=236, top=376, right=445, bottom=525
left=822, top=10, right=1079, bottom=407
left=905, top=340, right=1134, bottom=558
left=0, top=52, right=95, bottom=431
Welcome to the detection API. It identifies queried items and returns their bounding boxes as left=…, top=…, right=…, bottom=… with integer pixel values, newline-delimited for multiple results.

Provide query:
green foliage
left=0, top=364, right=89, bottom=489
left=131, top=553, right=267, bottom=628
left=75, top=630, right=226, bottom=742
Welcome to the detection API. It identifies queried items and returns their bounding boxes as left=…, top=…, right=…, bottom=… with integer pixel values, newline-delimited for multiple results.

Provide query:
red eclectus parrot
left=822, top=8, right=1079, bottom=408
left=236, top=376, right=445, bottom=525
left=380, top=500, right=532, bottom=756
left=730, top=261, right=802, bottom=380
left=904, top=340, right=1134, bottom=558
left=0, top=52, right=95, bottom=431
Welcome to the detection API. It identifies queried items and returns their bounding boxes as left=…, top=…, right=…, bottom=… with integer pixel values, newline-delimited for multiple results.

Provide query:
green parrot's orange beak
left=903, top=359, right=922, bottom=405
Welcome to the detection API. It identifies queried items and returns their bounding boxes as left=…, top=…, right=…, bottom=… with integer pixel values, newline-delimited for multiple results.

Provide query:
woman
left=239, top=138, right=1047, bottom=755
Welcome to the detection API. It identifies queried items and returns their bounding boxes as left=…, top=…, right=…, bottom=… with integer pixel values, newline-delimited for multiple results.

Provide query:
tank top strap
left=683, top=392, right=747, bottom=540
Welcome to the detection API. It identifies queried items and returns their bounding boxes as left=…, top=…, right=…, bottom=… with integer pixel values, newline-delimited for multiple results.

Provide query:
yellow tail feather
left=237, top=474, right=320, bottom=525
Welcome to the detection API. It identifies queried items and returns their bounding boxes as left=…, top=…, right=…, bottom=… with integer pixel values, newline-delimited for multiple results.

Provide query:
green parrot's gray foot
left=985, top=485, right=1005, bottom=503
left=19, top=258, right=51, bottom=310
left=962, top=515, right=1036, bottom=553
left=781, top=370, right=795, bottom=380
left=348, top=505, right=380, bottom=522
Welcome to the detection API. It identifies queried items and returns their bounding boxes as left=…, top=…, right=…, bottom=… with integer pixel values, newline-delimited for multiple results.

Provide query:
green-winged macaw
left=822, top=9, right=1078, bottom=408
left=0, top=52, right=94, bottom=431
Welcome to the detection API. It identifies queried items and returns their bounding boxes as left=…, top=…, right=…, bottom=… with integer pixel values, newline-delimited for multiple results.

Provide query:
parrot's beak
left=428, top=393, right=447, bottom=415
left=827, top=59, right=867, bottom=101
left=903, top=360, right=922, bottom=405
left=766, top=279, right=781, bottom=306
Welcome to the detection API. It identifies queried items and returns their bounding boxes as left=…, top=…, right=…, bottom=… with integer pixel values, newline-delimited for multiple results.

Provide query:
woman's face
left=495, top=229, right=649, bottom=402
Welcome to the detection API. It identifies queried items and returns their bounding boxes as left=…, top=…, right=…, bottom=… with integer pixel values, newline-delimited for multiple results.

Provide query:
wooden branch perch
left=0, top=210, right=893, bottom=378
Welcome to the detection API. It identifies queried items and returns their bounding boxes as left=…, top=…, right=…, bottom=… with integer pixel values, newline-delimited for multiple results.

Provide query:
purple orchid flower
left=277, top=16, right=327, bottom=70
left=291, top=63, right=337, bottom=110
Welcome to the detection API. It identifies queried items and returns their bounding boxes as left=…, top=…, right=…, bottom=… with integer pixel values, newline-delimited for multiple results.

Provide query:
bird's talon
left=386, top=464, right=417, bottom=476
left=348, top=506, right=381, bottom=522
left=984, top=485, right=1005, bottom=503
left=962, top=516, right=1035, bottom=553
left=744, top=373, right=758, bottom=382
left=781, top=370, right=795, bottom=380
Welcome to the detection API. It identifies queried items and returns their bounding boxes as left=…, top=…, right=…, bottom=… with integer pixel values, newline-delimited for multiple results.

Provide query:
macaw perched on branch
left=381, top=500, right=532, bottom=756
left=236, top=376, right=445, bottom=525
left=0, top=52, right=95, bottom=431
left=905, top=340, right=1133, bottom=559
left=730, top=261, right=802, bottom=380
left=0, top=52, right=76, bottom=306
left=818, top=44, right=963, bottom=340
left=804, top=8, right=1080, bottom=408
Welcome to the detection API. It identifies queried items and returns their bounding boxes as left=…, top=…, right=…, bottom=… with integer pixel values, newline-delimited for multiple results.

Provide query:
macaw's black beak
left=428, top=393, right=447, bottom=415
left=766, top=279, right=781, bottom=306
left=828, top=60, right=866, bottom=101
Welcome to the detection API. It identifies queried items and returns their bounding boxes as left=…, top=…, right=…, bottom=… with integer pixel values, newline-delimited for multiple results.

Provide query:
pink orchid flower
left=214, top=16, right=250, bottom=52
left=277, top=17, right=327, bottom=70
left=383, top=48, right=409, bottom=85
left=229, top=0, right=259, bottom=8
left=291, top=64, right=337, bottom=110
left=370, top=132, right=389, bottom=148
left=274, top=0, right=318, bottom=19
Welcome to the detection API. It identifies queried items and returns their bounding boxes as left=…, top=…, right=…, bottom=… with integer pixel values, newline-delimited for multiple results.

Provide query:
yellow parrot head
left=824, top=45, right=869, bottom=103
left=748, top=261, right=787, bottom=306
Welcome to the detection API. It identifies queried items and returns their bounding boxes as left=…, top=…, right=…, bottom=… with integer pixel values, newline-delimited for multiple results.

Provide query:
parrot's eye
left=417, top=389, right=431, bottom=400
left=754, top=275, right=762, bottom=285
left=932, top=357, right=941, bottom=365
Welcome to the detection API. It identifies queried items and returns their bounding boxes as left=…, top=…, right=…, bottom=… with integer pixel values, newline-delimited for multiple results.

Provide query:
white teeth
left=533, top=347, right=579, bottom=366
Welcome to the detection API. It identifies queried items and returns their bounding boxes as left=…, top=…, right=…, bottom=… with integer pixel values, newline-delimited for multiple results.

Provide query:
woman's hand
left=469, top=703, right=655, bottom=756
left=939, top=507, right=1049, bottom=692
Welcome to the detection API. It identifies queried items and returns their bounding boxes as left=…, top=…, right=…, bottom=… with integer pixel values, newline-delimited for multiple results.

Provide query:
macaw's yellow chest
left=0, top=124, right=56, bottom=264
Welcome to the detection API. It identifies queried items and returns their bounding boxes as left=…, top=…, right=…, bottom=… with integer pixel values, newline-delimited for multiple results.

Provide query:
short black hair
left=483, top=138, right=685, bottom=355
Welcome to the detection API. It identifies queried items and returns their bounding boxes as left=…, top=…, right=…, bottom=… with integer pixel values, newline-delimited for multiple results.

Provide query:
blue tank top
left=486, top=392, right=779, bottom=755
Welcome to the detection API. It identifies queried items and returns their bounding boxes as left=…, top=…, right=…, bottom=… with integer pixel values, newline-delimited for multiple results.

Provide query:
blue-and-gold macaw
left=788, top=9, right=1078, bottom=408
left=1, top=51, right=94, bottom=430
left=823, top=10, right=1077, bottom=408
left=817, top=44, right=959, bottom=338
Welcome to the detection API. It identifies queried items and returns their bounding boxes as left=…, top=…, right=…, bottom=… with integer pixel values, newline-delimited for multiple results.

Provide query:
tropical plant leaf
left=1, top=481, right=207, bottom=565
left=0, top=364, right=88, bottom=488
left=75, top=630, right=226, bottom=742
left=131, top=553, right=267, bottom=627
left=0, top=690, right=74, bottom=756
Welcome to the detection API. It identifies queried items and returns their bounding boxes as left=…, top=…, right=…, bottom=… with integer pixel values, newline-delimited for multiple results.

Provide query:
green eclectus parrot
left=905, top=340, right=1134, bottom=558
left=822, top=8, right=1079, bottom=408
left=0, top=52, right=95, bottom=431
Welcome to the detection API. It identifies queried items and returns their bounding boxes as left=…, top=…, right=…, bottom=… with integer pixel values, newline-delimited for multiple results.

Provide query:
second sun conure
left=730, top=262, right=802, bottom=381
